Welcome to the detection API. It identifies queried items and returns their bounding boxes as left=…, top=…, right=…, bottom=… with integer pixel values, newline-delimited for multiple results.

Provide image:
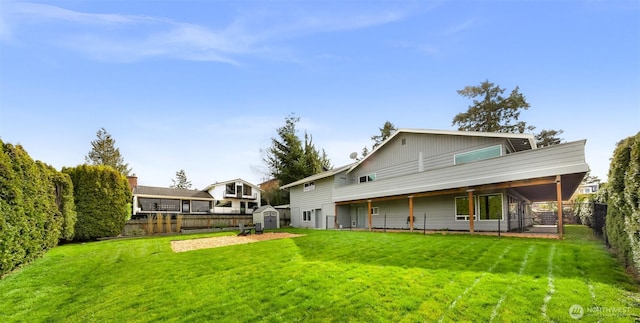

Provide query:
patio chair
left=254, top=222, right=264, bottom=235
left=237, top=223, right=251, bottom=236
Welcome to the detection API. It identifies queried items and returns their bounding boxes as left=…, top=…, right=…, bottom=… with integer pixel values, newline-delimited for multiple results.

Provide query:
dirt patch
left=170, top=232, right=304, bottom=253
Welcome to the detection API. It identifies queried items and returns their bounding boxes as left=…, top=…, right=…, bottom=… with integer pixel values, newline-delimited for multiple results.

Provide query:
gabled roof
left=347, top=128, right=537, bottom=173
left=280, top=163, right=355, bottom=190
left=254, top=205, right=277, bottom=213
left=133, top=186, right=213, bottom=200
left=203, top=178, right=261, bottom=192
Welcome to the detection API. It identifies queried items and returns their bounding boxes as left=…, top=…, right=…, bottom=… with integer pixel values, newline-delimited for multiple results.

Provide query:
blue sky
left=1, top=0, right=638, bottom=190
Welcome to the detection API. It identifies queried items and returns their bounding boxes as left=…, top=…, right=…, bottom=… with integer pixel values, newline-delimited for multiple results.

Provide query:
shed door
left=264, top=212, right=277, bottom=229
left=264, top=216, right=277, bottom=229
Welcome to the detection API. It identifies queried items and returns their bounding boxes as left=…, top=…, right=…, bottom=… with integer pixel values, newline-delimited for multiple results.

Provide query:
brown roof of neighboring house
left=133, top=186, right=213, bottom=200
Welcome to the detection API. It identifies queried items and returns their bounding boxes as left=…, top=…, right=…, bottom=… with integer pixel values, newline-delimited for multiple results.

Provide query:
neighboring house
left=131, top=184, right=215, bottom=219
left=129, top=177, right=262, bottom=218
left=576, top=183, right=599, bottom=195
left=281, top=129, right=589, bottom=235
left=203, top=179, right=262, bottom=214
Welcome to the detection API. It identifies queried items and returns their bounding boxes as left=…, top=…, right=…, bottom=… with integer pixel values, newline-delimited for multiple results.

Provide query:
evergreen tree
left=359, top=121, right=396, bottom=160
left=535, top=129, right=564, bottom=148
left=371, top=121, right=397, bottom=149
left=85, top=127, right=132, bottom=175
left=263, top=114, right=332, bottom=186
left=453, top=80, right=533, bottom=133
left=170, top=169, right=192, bottom=189
left=453, top=80, right=565, bottom=148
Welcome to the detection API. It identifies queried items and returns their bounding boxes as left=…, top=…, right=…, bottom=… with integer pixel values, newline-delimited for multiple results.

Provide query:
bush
left=0, top=141, right=76, bottom=276
left=605, top=132, right=640, bottom=271
left=63, top=165, right=132, bottom=240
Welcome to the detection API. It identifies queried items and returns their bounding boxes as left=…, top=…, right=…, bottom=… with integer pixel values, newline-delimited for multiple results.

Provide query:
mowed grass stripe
left=489, top=245, right=534, bottom=322
left=437, top=244, right=514, bottom=323
left=0, top=226, right=638, bottom=322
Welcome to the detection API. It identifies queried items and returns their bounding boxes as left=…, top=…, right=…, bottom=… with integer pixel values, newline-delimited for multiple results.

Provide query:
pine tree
left=170, top=169, right=192, bottom=189
left=85, top=128, right=132, bottom=175
left=263, top=114, right=332, bottom=186
left=453, top=80, right=564, bottom=147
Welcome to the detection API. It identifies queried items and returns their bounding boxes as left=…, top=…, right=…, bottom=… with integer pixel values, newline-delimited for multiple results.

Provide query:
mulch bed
left=170, top=232, right=304, bottom=253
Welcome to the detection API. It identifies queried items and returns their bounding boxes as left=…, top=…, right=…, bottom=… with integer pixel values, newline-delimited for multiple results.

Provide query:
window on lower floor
left=139, top=198, right=180, bottom=212
left=455, top=196, right=475, bottom=221
left=302, top=210, right=312, bottom=221
left=192, top=200, right=211, bottom=212
left=371, top=207, right=379, bottom=215
left=455, top=194, right=503, bottom=221
left=477, top=194, right=503, bottom=220
left=216, top=199, right=232, bottom=208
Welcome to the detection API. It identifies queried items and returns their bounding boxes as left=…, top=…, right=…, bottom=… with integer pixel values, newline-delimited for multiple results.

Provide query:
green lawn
left=0, top=226, right=638, bottom=322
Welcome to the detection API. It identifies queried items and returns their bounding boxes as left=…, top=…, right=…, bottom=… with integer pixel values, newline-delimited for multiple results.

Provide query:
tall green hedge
left=63, top=165, right=132, bottom=240
left=605, top=132, right=640, bottom=272
left=0, top=141, right=76, bottom=277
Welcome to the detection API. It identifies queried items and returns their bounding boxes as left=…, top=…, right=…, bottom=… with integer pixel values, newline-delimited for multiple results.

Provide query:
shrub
left=0, top=141, right=76, bottom=276
left=605, top=132, right=640, bottom=271
left=63, top=165, right=132, bottom=240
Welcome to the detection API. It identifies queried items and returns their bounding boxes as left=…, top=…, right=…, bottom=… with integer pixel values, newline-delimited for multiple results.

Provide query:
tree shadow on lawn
left=290, top=230, right=637, bottom=289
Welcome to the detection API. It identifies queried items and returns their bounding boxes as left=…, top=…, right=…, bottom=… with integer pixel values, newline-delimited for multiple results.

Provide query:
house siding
left=289, top=176, right=334, bottom=228
left=335, top=140, right=588, bottom=202
left=344, top=192, right=509, bottom=231
left=350, top=133, right=506, bottom=183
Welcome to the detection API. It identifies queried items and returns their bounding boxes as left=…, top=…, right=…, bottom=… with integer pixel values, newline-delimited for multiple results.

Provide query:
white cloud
left=2, top=2, right=411, bottom=64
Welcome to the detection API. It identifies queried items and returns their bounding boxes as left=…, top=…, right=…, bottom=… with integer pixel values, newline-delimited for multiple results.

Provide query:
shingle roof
left=280, top=163, right=355, bottom=190
left=133, top=186, right=213, bottom=199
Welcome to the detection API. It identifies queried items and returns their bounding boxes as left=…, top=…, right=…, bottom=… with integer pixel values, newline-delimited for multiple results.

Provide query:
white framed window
left=304, top=181, right=315, bottom=192
left=455, top=193, right=504, bottom=221
left=371, top=207, right=379, bottom=216
left=302, top=210, right=313, bottom=222
left=359, top=173, right=376, bottom=183
left=454, top=145, right=502, bottom=165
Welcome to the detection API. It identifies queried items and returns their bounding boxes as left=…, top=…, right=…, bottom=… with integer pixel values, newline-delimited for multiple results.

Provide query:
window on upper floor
left=225, top=183, right=235, bottom=194
left=304, top=181, right=315, bottom=192
left=243, top=185, right=252, bottom=196
left=454, top=145, right=502, bottom=165
left=359, top=174, right=376, bottom=183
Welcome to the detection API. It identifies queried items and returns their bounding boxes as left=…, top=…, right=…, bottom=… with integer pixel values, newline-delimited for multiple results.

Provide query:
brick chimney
left=127, top=176, right=138, bottom=191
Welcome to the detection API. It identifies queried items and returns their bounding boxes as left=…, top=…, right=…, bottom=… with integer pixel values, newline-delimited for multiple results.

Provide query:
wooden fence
left=122, top=213, right=290, bottom=236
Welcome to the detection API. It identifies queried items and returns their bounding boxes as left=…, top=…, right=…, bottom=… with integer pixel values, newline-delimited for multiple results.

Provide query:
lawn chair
left=237, top=223, right=251, bottom=236
left=254, top=222, right=264, bottom=235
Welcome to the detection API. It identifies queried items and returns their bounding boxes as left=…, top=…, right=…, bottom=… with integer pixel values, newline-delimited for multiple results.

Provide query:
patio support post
left=556, top=176, right=563, bottom=239
left=334, top=204, right=338, bottom=229
left=367, top=200, right=372, bottom=231
left=468, top=189, right=475, bottom=233
left=408, top=196, right=414, bottom=232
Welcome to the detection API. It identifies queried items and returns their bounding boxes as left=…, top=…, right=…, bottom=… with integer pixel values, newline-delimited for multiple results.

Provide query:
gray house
left=280, top=129, right=589, bottom=237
